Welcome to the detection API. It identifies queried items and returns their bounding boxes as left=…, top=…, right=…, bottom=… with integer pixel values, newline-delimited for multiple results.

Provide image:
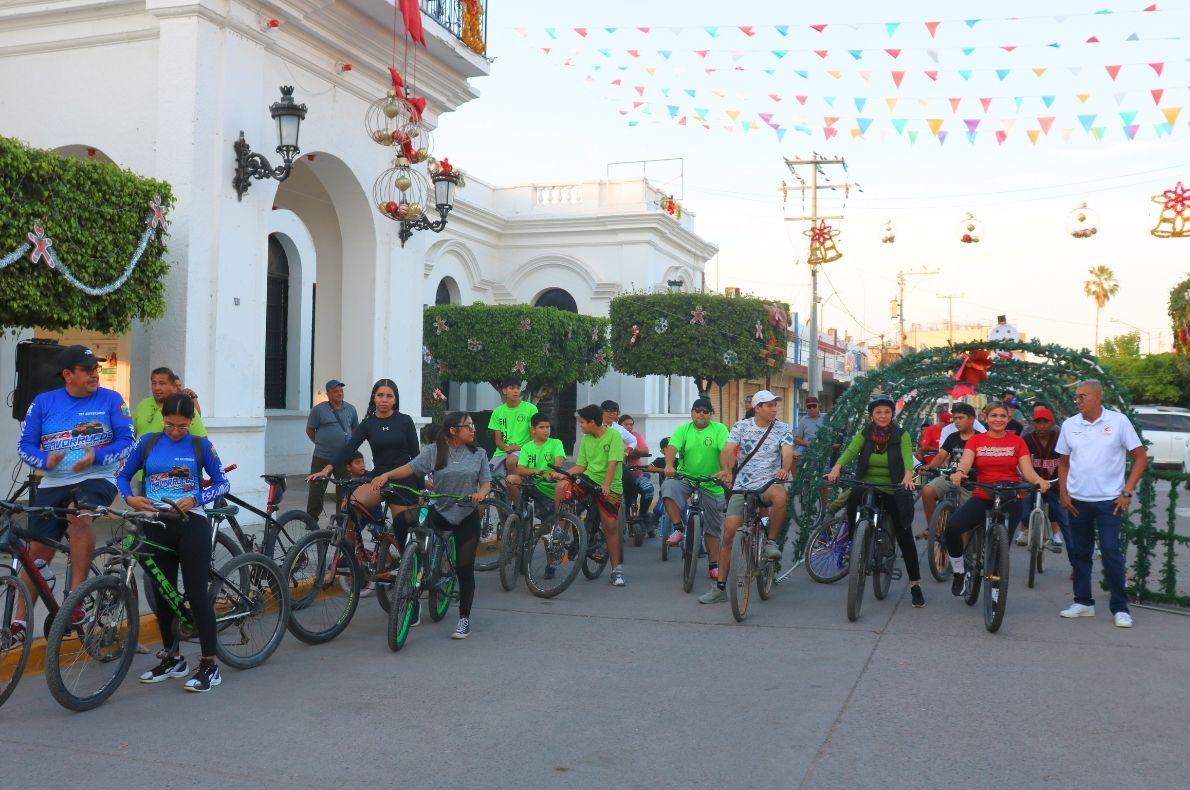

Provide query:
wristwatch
left=1121, top=490, right=1133, bottom=498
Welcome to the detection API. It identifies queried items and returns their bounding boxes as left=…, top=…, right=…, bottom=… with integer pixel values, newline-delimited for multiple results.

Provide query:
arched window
left=535, top=288, right=578, bottom=313
left=265, top=236, right=290, bottom=409
left=435, top=277, right=458, bottom=305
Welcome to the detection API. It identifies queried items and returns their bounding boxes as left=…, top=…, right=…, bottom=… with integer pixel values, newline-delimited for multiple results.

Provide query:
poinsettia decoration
left=953, top=348, right=994, bottom=386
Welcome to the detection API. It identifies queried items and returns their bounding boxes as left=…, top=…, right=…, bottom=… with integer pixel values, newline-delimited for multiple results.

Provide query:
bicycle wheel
left=927, top=503, right=954, bottom=582
left=373, top=534, right=402, bottom=613
left=846, top=519, right=870, bottom=622
left=429, top=535, right=456, bottom=622
left=804, top=516, right=850, bottom=584
left=386, top=547, right=419, bottom=652
left=1027, top=510, right=1045, bottom=588
left=525, top=513, right=586, bottom=598
left=44, top=574, right=139, bottom=712
left=498, top=513, right=523, bottom=592
left=963, top=529, right=983, bottom=606
left=208, top=553, right=288, bottom=669
left=582, top=516, right=609, bottom=580
left=682, top=513, right=701, bottom=594
left=265, top=510, right=318, bottom=568
left=984, top=524, right=1010, bottom=633
left=0, top=573, right=33, bottom=708
left=284, top=530, right=360, bottom=645
left=659, top=514, right=670, bottom=562
left=474, top=497, right=511, bottom=572
left=872, top=526, right=895, bottom=601
left=756, top=552, right=775, bottom=600
left=728, top=530, right=752, bottom=622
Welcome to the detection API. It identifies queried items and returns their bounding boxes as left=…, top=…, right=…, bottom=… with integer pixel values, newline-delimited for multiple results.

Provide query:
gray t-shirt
left=728, top=418, right=794, bottom=491
left=795, top=414, right=824, bottom=454
left=307, top=401, right=359, bottom=460
left=409, top=444, right=492, bottom=524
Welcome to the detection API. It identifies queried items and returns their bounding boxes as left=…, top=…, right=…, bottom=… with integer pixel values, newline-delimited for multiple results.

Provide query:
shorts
left=488, top=452, right=519, bottom=479
left=30, top=478, right=118, bottom=541
left=725, top=483, right=782, bottom=518
left=926, top=475, right=972, bottom=506
left=593, top=488, right=623, bottom=521
left=660, top=477, right=726, bottom=538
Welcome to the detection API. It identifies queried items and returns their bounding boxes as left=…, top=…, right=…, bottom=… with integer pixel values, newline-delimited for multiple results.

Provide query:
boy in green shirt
left=487, top=378, right=537, bottom=505
left=560, top=404, right=627, bottom=587
left=515, top=413, right=567, bottom=502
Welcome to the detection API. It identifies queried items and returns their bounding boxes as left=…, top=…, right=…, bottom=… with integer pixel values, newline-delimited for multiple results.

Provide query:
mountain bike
left=727, top=480, right=779, bottom=622
left=498, top=477, right=586, bottom=598
left=282, top=478, right=407, bottom=645
left=662, top=473, right=722, bottom=594
left=387, top=488, right=469, bottom=652
left=924, top=468, right=963, bottom=583
left=837, top=478, right=902, bottom=623
left=956, top=480, right=1035, bottom=633
left=553, top=473, right=614, bottom=581
left=1024, top=489, right=1049, bottom=589
left=44, top=503, right=288, bottom=711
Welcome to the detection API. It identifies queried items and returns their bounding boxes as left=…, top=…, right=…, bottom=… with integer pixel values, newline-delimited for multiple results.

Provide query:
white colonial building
left=0, top=1, right=718, bottom=503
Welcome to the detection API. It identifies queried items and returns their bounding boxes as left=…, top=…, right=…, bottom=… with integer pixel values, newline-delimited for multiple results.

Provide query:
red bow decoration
left=400, top=0, right=426, bottom=46
left=953, top=349, right=993, bottom=386
left=810, top=221, right=833, bottom=245
left=407, top=95, right=426, bottom=121
left=1163, top=181, right=1188, bottom=216
left=438, top=157, right=454, bottom=175
left=388, top=67, right=406, bottom=99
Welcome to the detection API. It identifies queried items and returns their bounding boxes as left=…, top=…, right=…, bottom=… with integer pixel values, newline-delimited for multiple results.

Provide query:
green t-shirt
left=576, top=427, right=625, bottom=494
left=487, top=400, right=538, bottom=457
left=519, top=437, right=566, bottom=497
left=132, top=396, right=207, bottom=438
left=836, top=429, right=915, bottom=490
left=669, top=420, right=729, bottom=496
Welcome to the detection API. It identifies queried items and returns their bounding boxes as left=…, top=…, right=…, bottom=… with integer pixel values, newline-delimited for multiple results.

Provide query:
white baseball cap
left=751, top=389, right=782, bottom=405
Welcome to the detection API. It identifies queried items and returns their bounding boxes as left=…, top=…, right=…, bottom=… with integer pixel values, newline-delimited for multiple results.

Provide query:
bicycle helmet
left=867, top=394, right=896, bottom=414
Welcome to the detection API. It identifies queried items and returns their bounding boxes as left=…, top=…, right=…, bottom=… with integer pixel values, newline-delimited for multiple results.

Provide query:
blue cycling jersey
left=116, top=433, right=230, bottom=513
left=18, top=386, right=135, bottom=488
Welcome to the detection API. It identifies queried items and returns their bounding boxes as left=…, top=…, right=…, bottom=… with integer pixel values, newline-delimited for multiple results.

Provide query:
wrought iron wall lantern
left=233, top=86, right=308, bottom=201
left=398, top=170, right=459, bottom=247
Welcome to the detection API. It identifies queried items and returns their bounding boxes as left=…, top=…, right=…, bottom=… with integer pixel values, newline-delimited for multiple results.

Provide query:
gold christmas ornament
left=1152, top=181, right=1188, bottom=238
left=957, top=211, right=983, bottom=244
left=1066, top=201, right=1100, bottom=239
left=373, top=162, right=429, bottom=223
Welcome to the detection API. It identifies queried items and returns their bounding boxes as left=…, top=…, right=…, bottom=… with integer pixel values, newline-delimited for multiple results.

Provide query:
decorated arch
left=788, top=339, right=1139, bottom=552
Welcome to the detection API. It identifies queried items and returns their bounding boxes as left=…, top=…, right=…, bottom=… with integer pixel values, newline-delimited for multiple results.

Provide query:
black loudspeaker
left=13, top=340, right=62, bottom=421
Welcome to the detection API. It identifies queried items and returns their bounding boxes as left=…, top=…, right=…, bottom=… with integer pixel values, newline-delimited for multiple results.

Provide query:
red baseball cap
left=938, top=412, right=953, bottom=424
left=1032, top=406, right=1055, bottom=421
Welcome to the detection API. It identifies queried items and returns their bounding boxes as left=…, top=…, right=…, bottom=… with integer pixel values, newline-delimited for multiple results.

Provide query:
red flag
left=1150, top=62, right=1165, bottom=76
left=400, top=0, right=425, bottom=46
left=925, top=21, right=941, bottom=37
left=1105, top=64, right=1122, bottom=80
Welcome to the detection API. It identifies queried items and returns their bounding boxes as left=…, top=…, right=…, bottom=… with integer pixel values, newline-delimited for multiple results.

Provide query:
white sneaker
left=1114, top=612, right=1133, bottom=628
left=1060, top=603, right=1095, bottom=618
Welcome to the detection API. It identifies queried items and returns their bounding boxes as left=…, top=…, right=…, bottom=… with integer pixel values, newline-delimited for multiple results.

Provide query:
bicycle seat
left=261, top=474, right=287, bottom=485
left=206, top=504, right=240, bottom=518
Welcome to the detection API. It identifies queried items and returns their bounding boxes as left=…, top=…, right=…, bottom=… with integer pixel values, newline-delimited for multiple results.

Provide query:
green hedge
left=609, top=291, right=791, bottom=394
left=0, top=135, right=173, bottom=333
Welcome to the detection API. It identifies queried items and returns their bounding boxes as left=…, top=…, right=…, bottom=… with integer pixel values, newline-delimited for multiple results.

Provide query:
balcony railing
left=420, top=0, right=488, bottom=56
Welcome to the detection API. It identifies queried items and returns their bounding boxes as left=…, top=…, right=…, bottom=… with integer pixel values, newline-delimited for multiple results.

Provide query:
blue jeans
left=1069, top=498, right=1129, bottom=614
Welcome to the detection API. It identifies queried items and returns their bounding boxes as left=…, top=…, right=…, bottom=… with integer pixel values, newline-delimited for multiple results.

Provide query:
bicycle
left=660, top=473, right=722, bottom=594
left=282, top=478, right=407, bottom=645
left=955, top=480, right=1035, bottom=633
left=1024, top=489, right=1050, bottom=589
left=553, top=473, right=615, bottom=581
left=923, top=467, right=963, bottom=583
left=498, top=476, right=586, bottom=598
left=474, top=476, right=513, bottom=572
left=726, top=480, right=779, bottom=622
left=836, top=478, right=902, bottom=623
left=803, top=481, right=850, bottom=584
left=205, top=470, right=317, bottom=566
left=44, top=503, right=288, bottom=711
left=387, top=488, right=469, bottom=652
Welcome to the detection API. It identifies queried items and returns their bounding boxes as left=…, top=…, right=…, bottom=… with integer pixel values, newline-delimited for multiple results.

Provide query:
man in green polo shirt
left=662, top=397, right=729, bottom=579
left=132, top=367, right=206, bottom=437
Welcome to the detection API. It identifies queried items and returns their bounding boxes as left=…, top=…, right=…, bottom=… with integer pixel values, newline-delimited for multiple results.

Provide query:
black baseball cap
left=58, top=345, right=98, bottom=372
left=325, top=379, right=345, bottom=390
left=600, top=400, right=620, bottom=412
left=691, top=397, right=714, bottom=412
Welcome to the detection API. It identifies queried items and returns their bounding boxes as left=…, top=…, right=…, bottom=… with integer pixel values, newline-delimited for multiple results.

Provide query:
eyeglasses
left=458, top=422, right=476, bottom=430
left=163, top=421, right=190, bottom=432
left=692, top=408, right=711, bottom=414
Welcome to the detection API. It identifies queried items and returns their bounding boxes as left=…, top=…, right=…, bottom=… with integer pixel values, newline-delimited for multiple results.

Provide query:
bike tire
left=984, top=524, right=1010, bottom=633
left=266, top=510, right=318, bottom=568
left=682, top=513, right=701, bottom=594
left=631, top=519, right=644, bottom=548
left=964, top=529, right=983, bottom=606
left=283, top=530, right=360, bottom=645
left=582, top=516, right=609, bottom=580
left=1028, top=510, right=1046, bottom=588
left=386, top=546, right=418, bottom=652
left=525, top=513, right=586, bottom=599
left=0, top=573, right=33, bottom=708
left=872, top=526, right=894, bottom=601
left=208, top=553, right=288, bottom=670
left=373, top=533, right=402, bottom=614
left=756, top=554, right=775, bottom=600
left=804, top=516, right=850, bottom=584
left=429, top=535, right=456, bottom=622
left=498, top=513, right=523, bottom=592
left=660, top=515, right=669, bottom=562
left=927, top=503, right=954, bottom=582
left=846, top=519, right=870, bottom=622
left=474, top=497, right=511, bottom=572
left=44, top=574, right=139, bottom=712
left=728, top=530, right=752, bottom=622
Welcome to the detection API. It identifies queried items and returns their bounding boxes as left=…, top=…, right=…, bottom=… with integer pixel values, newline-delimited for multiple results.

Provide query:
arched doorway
left=534, top=288, right=579, bottom=451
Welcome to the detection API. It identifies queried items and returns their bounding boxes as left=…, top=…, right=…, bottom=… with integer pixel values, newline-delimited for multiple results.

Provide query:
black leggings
left=428, top=507, right=479, bottom=618
left=845, top=487, right=921, bottom=583
left=944, top=497, right=994, bottom=558
left=138, top=512, right=218, bottom=657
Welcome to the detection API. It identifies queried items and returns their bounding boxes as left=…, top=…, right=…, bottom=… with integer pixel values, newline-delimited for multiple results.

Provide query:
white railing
left=534, top=185, right=584, bottom=206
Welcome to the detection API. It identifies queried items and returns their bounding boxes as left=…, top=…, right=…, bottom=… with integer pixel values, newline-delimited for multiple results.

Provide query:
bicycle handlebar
left=384, top=482, right=471, bottom=501
left=959, top=480, right=1039, bottom=493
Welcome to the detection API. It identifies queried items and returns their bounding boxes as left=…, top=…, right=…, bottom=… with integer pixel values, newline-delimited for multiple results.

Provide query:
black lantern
left=399, top=171, right=458, bottom=247
left=233, top=86, right=308, bottom=201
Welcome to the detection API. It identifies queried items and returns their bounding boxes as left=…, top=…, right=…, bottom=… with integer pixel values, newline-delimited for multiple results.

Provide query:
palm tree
left=1084, top=264, right=1120, bottom=352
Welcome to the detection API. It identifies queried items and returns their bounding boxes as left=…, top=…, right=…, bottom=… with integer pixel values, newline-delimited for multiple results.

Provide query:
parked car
left=1133, top=405, right=1190, bottom=470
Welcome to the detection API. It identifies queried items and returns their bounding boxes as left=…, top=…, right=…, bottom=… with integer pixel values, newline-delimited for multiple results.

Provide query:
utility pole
left=782, top=154, right=852, bottom=400
left=937, top=293, right=964, bottom=345
left=895, top=268, right=939, bottom=350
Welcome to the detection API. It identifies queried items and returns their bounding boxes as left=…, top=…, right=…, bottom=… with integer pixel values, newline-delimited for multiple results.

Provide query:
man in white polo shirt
left=1056, top=379, right=1147, bottom=627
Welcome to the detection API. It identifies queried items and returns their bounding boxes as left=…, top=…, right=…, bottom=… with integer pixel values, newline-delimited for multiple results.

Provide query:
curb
left=3, top=610, right=164, bottom=679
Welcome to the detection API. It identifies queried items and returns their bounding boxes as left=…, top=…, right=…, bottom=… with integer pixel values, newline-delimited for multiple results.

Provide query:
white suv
left=1133, top=405, right=1190, bottom=470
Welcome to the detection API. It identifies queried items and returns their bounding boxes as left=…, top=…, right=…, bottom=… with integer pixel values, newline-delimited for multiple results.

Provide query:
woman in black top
left=309, top=379, right=421, bottom=527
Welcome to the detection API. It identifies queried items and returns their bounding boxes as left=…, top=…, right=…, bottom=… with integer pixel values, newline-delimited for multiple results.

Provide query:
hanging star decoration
left=433, top=318, right=449, bottom=335
left=147, top=195, right=168, bottom=230
left=519, top=318, right=532, bottom=333
left=1152, top=181, right=1188, bottom=238
left=628, top=324, right=641, bottom=347
left=690, top=304, right=707, bottom=325
left=512, top=360, right=527, bottom=374
left=654, top=317, right=669, bottom=334
left=26, top=225, right=54, bottom=268
left=467, top=338, right=483, bottom=352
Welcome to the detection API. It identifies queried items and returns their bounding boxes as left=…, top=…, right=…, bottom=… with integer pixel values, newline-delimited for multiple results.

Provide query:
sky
left=434, top=1, right=1190, bottom=353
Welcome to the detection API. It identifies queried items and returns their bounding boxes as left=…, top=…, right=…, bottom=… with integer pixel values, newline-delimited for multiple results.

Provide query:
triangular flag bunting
left=1002, top=118, right=1016, bottom=133
left=857, top=117, right=873, bottom=134
left=769, top=93, right=782, bottom=102
left=638, top=27, right=649, bottom=33
left=927, top=118, right=944, bottom=135
left=677, top=116, right=687, bottom=126
left=961, top=47, right=975, bottom=56
left=1150, top=62, right=1165, bottom=76
left=995, top=130, right=1007, bottom=144
left=658, top=50, right=672, bottom=59
left=810, top=24, right=829, bottom=33
left=886, top=98, right=899, bottom=111
left=1076, top=93, right=1090, bottom=103
left=1033, top=68, right=1047, bottom=77
left=796, top=95, right=808, bottom=105
left=574, top=28, right=587, bottom=37
left=824, top=116, right=840, bottom=127
left=776, top=128, right=787, bottom=141
left=824, top=126, right=838, bottom=140
left=851, top=128, right=863, bottom=139
left=795, top=70, right=809, bottom=79
left=775, top=25, right=789, bottom=36
left=828, top=70, right=842, bottom=80
left=949, top=98, right=961, bottom=113
left=814, top=50, right=829, bottom=59
left=1105, top=65, right=1122, bottom=80
left=959, top=69, right=972, bottom=80
left=891, top=118, right=908, bottom=134
left=980, top=97, right=993, bottom=112
left=938, top=131, right=948, bottom=145
left=1038, top=116, right=1055, bottom=135
left=634, top=85, right=645, bottom=96
left=1086, top=36, right=1100, bottom=43
left=885, top=49, right=902, bottom=58
left=705, top=27, right=718, bottom=37
left=1152, top=89, right=1164, bottom=105
left=772, top=50, right=788, bottom=59
left=1069, top=66, right=1083, bottom=76
left=1078, top=114, right=1096, bottom=132
left=886, top=22, right=901, bottom=37
left=694, top=50, right=709, bottom=58
left=1124, top=124, right=1139, bottom=140
left=1002, top=45, right=1017, bottom=52
left=965, top=119, right=980, bottom=133
left=966, top=131, right=977, bottom=144
left=1126, top=32, right=1139, bottom=40
left=996, top=69, right=1011, bottom=81
left=667, top=105, right=679, bottom=118
left=1114, top=92, right=1126, bottom=106
left=849, top=49, right=863, bottom=60
left=1041, top=96, right=1056, bottom=108
left=1027, top=129, right=1040, bottom=145
left=891, top=71, right=905, bottom=87
left=1014, top=97, right=1024, bottom=112
left=927, top=49, right=940, bottom=63
left=1163, top=107, right=1182, bottom=125
left=739, top=26, right=754, bottom=36
left=965, top=19, right=980, bottom=29
left=1092, top=127, right=1105, bottom=141
left=855, top=98, right=867, bottom=112
left=859, top=70, right=872, bottom=81
left=925, top=70, right=939, bottom=81
left=1155, top=122, right=1170, bottom=138
left=908, top=130, right=919, bottom=143
left=685, top=89, right=696, bottom=97
left=1144, top=4, right=1158, bottom=11
left=925, top=21, right=941, bottom=38
left=1119, top=111, right=1137, bottom=125
left=824, top=96, right=836, bottom=107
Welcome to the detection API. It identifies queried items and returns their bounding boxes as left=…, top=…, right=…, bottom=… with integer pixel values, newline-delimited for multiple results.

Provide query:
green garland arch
left=786, top=339, right=1139, bottom=555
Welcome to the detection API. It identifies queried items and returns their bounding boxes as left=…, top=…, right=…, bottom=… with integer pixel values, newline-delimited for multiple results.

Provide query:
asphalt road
left=3, top=489, right=1188, bottom=790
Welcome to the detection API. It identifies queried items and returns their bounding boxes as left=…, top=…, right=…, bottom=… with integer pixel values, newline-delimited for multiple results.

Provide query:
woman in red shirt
left=945, top=402, right=1050, bottom=597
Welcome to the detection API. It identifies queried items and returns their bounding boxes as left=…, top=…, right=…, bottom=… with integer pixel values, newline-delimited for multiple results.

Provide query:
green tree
left=609, top=292, right=791, bottom=396
left=1099, top=331, right=1141, bottom=359
left=1101, top=353, right=1190, bottom=407
left=1084, top=264, right=1120, bottom=353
